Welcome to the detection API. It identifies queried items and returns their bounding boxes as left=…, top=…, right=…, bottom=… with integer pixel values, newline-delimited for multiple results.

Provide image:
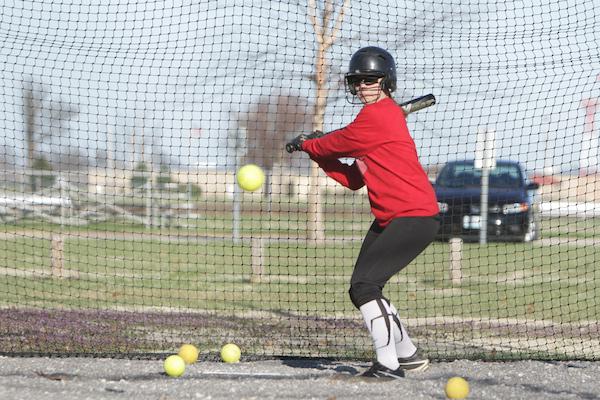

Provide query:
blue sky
left=0, top=0, right=599, bottom=173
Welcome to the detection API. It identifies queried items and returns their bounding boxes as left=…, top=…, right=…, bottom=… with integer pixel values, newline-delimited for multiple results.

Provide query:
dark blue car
left=433, top=160, right=540, bottom=242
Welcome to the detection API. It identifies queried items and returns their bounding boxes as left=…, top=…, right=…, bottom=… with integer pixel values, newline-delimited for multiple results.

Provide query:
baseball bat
left=399, top=93, right=436, bottom=115
left=285, top=94, right=436, bottom=153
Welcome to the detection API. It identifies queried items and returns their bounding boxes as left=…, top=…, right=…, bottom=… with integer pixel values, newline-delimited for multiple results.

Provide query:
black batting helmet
left=345, top=46, right=397, bottom=95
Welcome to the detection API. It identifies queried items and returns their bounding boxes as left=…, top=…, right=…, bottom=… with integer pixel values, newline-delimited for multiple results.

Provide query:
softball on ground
left=236, top=164, right=265, bottom=192
left=178, top=344, right=199, bottom=364
left=220, top=343, right=241, bottom=363
left=445, top=376, right=469, bottom=399
left=163, top=354, right=186, bottom=377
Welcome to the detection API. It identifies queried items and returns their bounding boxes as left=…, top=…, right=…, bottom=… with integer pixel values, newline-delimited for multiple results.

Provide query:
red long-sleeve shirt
left=302, top=97, right=439, bottom=227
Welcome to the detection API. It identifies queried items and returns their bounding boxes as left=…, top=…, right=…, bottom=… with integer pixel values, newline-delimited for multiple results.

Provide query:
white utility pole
left=232, top=126, right=246, bottom=244
left=475, top=128, right=496, bottom=244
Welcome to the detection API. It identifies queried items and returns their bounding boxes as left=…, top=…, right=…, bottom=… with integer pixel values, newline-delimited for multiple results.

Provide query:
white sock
left=359, top=299, right=400, bottom=370
left=386, top=302, right=418, bottom=358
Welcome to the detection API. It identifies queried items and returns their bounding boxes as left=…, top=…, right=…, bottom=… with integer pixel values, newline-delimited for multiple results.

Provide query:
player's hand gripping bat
left=285, top=93, right=436, bottom=153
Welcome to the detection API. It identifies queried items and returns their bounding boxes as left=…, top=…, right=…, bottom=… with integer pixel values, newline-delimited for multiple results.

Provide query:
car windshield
left=436, top=163, right=523, bottom=189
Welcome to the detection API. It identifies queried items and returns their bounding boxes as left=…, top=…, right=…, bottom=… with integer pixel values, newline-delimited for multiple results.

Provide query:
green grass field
left=1, top=233, right=598, bottom=324
left=1, top=212, right=599, bottom=359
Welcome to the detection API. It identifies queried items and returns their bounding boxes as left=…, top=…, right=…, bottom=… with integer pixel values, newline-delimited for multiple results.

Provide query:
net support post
left=250, top=237, right=266, bottom=282
left=449, top=237, right=463, bottom=285
left=51, top=234, right=65, bottom=278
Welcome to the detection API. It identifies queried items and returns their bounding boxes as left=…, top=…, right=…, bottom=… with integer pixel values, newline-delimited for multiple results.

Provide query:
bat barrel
left=400, top=93, right=436, bottom=115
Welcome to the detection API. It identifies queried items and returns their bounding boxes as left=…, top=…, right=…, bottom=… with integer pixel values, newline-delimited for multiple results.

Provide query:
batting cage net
left=0, top=0, right=599, bottom=361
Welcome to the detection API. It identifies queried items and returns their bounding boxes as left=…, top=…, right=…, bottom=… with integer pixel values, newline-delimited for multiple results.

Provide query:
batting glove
left=285, top=130, right=324, bottom=153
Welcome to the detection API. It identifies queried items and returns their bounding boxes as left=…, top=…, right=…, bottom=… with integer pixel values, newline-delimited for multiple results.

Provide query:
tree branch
left=323, top=0, right=333, bottom=28
left=324, top=0, right=350, bottom=49
left=308, top=0, right=323, bottom=44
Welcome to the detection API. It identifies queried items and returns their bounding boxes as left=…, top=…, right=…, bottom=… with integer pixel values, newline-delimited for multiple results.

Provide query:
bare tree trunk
left=307, top=45, right=328, bottom=242
left=23, top=83, right=38, bottom=191
left=306, top=0, right=350, bottom=242
left=24, top=90, right=35, bottom=169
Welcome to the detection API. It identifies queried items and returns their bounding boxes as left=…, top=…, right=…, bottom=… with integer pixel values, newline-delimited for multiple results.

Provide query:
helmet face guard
left=345, top=46, right=397, bottom=96
left=345, top=73, right=385, bottom=96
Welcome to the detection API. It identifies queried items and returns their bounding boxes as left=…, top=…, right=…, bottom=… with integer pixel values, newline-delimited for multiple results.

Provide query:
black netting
left=0, top=0, right=599, bottom=360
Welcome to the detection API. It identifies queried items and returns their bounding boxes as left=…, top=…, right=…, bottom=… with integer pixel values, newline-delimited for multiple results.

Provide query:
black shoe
left=398, top=350, right=430, bottom=372
left=361, top=361, right=405, bottom=379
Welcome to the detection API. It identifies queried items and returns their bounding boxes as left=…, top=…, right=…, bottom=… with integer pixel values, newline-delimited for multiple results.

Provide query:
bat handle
left=285, top=142, right=296, bottom=153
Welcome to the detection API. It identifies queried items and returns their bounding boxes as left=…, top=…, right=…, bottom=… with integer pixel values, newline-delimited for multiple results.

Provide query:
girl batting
left=288, top=46, right=439, bottom=379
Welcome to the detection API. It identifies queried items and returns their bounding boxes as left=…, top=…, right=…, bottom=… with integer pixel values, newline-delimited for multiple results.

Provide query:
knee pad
left=348, top=282, right=383, bottom=308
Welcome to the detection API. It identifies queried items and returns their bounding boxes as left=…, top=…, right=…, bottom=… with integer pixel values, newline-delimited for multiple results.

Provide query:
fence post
left=51, top=234, right=64, bottom=278
left=449, top=237, right=463, bottom=285
left=250, top=237, right=265, bottom=282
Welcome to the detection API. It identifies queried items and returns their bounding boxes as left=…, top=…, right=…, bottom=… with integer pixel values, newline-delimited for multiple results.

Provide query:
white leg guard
left=386, top=301, right=417, bottom=358
left=359, top=299, right=400, bottom=370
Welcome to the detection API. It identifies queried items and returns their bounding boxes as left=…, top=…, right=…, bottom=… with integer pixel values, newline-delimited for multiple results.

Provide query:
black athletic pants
left=348, top=216, right=440, bottom=309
